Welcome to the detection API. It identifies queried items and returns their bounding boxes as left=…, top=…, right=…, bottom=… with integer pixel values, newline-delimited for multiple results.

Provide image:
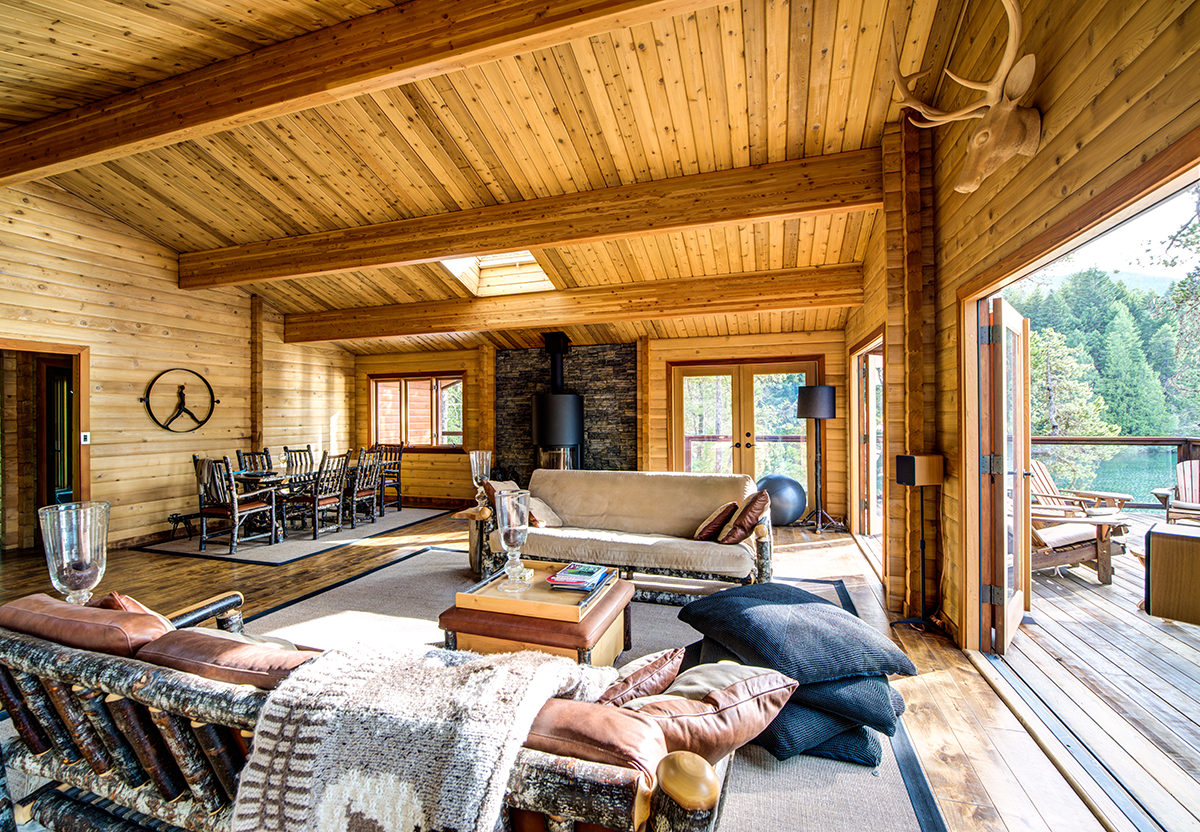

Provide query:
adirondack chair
left=1166, top=459, right=1200, bottom=524
left=1028, top=459, right=1132, bottom=519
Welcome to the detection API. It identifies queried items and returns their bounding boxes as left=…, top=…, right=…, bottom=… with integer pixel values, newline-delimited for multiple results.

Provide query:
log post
left=104, top=696, right=188, bottom=803
left=0, top=748, right=14, bottom=832
left=148, top=709, right=225, bottom=812
left=40, top=679, right=113, bottom=775
left=190, top=721, right=245, bottom=802
left=648, top=752, right=721, bottom=832
left=29, top=790, right=145, bottom=832
left=72, top=686, right=147, bottom=788
left=0, top=667, right=51, bottom=756
left=9, top=669, right=82, bottom=764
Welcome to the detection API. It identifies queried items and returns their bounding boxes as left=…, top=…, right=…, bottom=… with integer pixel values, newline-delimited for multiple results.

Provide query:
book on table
left=546, top=562, right=608, bottom=591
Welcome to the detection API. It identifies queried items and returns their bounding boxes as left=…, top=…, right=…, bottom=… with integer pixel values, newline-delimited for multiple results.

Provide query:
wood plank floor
left=0, top=519, right=1108, bottom=831
left=1007, top=514, right=1200, bottom=832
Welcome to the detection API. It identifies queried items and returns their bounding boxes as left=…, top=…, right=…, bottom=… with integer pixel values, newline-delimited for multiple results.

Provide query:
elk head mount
left=891, top=0, right=1041, bottom=194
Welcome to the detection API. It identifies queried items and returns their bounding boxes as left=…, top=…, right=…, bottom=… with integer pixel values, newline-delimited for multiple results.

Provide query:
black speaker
left=897, top=454, right=943, bottom=487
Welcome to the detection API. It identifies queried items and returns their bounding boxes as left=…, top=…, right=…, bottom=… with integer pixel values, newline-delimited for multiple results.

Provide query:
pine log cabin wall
left=0, top=181, right=354, bottom=550
left=930, top=0, right=1200, bottom=648
left=352, top=348, right=495, bottom=508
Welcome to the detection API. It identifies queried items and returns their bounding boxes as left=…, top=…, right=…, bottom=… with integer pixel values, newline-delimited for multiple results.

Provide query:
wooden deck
left=1006, top=513, right=1200, bottom=832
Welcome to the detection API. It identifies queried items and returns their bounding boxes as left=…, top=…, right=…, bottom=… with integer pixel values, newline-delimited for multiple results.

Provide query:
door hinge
left=983, top=585, right=1005, bottom=606
left=980, top=324, right=1001, bottom=344
left=981, top=453, right=1003, bottom=474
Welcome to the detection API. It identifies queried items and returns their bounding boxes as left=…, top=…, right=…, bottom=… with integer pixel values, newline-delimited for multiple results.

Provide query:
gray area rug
left=136, top=507, right=448, bottom=565
left=247, top=548, right=939, bottom=832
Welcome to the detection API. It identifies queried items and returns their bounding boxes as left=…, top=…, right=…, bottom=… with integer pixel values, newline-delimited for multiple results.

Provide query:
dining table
left=233, top=461, right=361, bottom=539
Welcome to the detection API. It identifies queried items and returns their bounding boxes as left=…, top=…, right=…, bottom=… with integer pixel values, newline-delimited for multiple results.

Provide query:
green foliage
left=1097, top=304, right=1173, bottom=436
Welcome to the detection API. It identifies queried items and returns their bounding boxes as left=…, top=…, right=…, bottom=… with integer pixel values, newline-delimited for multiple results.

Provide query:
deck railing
left=1031, top=436, right=1200, bottom=509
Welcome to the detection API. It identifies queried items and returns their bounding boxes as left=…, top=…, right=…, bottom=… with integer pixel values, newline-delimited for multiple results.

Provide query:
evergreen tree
left=1060, top=268, right=1119, bottom=372
left=1098, top=304, right=1173, bottom=436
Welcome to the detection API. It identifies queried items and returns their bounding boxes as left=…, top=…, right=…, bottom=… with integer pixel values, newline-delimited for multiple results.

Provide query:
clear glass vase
left=39, top=501, right=110, bottom=605
left=469, top=449, right=492, bottom=511
left=495, top=489, right=530, bottom=592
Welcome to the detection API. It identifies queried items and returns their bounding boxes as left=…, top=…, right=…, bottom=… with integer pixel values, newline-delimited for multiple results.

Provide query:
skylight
left=440, top=251, right=554, bottom=297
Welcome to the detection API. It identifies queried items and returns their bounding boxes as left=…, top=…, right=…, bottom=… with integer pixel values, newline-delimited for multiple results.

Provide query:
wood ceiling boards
left=0, top=0, right=957, bottom=351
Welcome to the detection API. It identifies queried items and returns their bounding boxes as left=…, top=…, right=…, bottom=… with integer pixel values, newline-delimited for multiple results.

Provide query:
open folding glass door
left=855, top=345, right=884, bottom=536
left=980, top=297, right=1031, bottom=654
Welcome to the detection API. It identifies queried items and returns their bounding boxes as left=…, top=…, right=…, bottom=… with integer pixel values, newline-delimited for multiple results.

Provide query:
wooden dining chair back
left=283, top=450, right=349, bottom=539
left=344, top=447, right=383, bottom=528
left=1167, top=459, right=1200, bottom=524
left=192, top=455, right=278, bottom=554
left=236, top=447, right=274, bottom=471
left=283, top=444, right=314, bottom=466
left=374, top=443, right=404, bottom=513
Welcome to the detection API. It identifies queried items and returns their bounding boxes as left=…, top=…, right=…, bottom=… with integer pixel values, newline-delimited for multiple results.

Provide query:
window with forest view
left=374, top=375, right=464, bottom=448
left=1002, top=181, right=1200, bottom=500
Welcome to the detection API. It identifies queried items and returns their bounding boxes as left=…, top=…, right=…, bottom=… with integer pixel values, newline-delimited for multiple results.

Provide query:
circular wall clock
left=140, top=368, right=219, bottom=432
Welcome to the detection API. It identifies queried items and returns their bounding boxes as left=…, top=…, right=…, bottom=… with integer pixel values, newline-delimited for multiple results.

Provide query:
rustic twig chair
left=344, top=447, right=383, bottom=529
left=234, top=448, right=273, bottom=472
left=192, top=456, right=278, bottom=554
left=282, top=444, right=313, bottom=466
left=1165, top=459, right=1200, bottom=524
left=282, top=450, right=349, bottom=539
left=373, top=442, right=404, bottom=514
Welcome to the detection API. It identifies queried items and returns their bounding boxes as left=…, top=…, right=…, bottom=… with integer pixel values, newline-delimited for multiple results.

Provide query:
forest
left=1002, top=183, right=1199, bottom=490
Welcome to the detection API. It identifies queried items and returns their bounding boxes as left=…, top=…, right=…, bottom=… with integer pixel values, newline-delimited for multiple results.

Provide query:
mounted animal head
left=891, top=0, right=1041, bottom=194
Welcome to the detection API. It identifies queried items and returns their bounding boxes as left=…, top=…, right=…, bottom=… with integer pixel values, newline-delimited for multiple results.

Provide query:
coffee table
left=438, top=561, right=634, bottom=665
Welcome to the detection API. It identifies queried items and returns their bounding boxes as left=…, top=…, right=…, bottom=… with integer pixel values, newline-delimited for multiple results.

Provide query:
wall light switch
left=80, top=432, right=91, bottom=445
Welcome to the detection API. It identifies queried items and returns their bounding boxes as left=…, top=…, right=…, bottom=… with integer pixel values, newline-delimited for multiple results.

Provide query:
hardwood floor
left=0, top=519, right=1113, bottom=831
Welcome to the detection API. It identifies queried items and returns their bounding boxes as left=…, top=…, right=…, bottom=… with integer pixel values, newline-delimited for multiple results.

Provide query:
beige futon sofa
left=480, top=469, right=772, bottom=604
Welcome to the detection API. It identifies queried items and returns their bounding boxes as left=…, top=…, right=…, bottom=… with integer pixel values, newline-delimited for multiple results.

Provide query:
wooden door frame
left=957, top=126, right=1200, bottom=651
left=849, top=328, right=885, bottom=538
left=0, top=338, right=90, bottom=505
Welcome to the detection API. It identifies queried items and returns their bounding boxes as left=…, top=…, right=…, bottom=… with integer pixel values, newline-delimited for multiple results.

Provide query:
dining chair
left=283, top=444, right=314, bottom=466
left=282, top=450, right=350, bottom=539
left=192, top=455, right=278, bottom=554
left=236, top=447, right=274, bottom=471
left=344, top=447, right=383, bottom=528
left=374, top=443, right=404, bottom=514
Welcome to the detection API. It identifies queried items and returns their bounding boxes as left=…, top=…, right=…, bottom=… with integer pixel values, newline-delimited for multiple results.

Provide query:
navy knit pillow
left=806, top=725, right=883, bottom=767
left=755, top=701, right=861, bottom=760
left=679, top=583, right=917, bottom=684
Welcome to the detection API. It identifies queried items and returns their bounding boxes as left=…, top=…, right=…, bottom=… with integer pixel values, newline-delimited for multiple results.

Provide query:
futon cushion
left=694, top=502, right=738, bottom=541
left=717, top=490, right=770, bottom=544
left=514, top=527, right=756, bottom=578
left=678, top=583, right=917, bottom=684
left=598, top=647, right=686, bottom=706
left=1034, top=523, right=1098, bottom=549
left=0, top=593, right=174, bottom=658
left=620, top=662, right=796, bottom=763
left=135, top=629, right=321, bottom=690
left=523, top=698, right=668, bottom=783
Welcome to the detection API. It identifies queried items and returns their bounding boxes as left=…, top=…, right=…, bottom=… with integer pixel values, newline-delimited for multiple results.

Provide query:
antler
left=890, top=0, right=1026, bottom=123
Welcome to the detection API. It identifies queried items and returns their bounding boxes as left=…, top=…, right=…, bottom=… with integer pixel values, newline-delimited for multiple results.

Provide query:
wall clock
left=140, top=368, right=218, bottom=432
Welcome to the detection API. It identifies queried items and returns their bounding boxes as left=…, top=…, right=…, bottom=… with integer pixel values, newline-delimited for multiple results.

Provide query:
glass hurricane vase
left=469, top=449, right=492, bottom=512
left=38, top=501, right=110, bottom=605
left=495, top=489, right=531, bottom=593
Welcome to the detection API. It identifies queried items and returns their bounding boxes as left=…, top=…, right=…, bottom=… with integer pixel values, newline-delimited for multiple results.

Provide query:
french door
left=981, top=297, right=1031, bottom=654
left=671, top=360, right=818, bottom=502
left=856, top=344, right=884, bottom=536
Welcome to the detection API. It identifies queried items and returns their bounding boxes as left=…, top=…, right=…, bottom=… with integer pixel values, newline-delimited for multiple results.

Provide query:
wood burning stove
left=532, top=332, right=583, bottom=470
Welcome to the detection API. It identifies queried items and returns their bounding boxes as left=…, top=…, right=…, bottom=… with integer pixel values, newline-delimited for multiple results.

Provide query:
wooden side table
left=1144, top=522, right=1200, bottom=625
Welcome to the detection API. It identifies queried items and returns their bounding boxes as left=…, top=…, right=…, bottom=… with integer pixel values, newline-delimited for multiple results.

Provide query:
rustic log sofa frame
left=0, top=596, right=722, bottom=832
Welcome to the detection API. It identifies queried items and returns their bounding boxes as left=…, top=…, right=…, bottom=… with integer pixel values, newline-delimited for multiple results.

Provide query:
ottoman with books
left=438, top=562, right=634, bottom=665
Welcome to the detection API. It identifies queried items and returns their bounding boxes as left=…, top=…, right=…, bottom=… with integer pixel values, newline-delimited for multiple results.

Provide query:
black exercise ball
left=756, top=474, right=807, bottom=526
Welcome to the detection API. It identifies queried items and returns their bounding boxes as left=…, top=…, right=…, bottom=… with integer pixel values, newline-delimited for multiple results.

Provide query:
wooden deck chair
left=1030, top=512, right=1128, bottom=585
left=1166, top=459, right=1200, bottom=524
left=1029, top=459, right=1131, bottom=519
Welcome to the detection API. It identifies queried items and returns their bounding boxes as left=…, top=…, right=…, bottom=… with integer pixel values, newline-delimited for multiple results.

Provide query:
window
left=373, top=374, right=464, bottom=448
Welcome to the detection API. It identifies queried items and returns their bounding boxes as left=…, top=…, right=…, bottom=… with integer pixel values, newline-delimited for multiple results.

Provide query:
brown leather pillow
left=717, top=490, right=771, bottom=545
left=0, top=593, right=174, bottom=658
left=597, top=647, right=686, bottom=707
left=87, top=592, right=176, bottom=630
left=693, top=502, right=738, bottom=541
left=620, top=663, right=796, bottom=763
left=135, top=629, right=321, bottom=690
left=523, top=698, right=668, bottom=784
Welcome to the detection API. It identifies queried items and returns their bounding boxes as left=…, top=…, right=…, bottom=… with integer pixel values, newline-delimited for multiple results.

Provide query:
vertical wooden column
left=477, top=344, right=496, bottom=451
left=883, top=118, right=934, bottom=617
left=249, top=295, right=264, bottom=450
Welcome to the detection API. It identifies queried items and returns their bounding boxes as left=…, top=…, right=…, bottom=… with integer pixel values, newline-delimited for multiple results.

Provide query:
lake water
left=1032, top=444, right=1177, bottom=506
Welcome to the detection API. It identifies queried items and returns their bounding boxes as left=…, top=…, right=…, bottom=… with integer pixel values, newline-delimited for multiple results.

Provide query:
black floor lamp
left=891, top=454, right=944, bottom=632
left=796, top=385, right=841, bottom=533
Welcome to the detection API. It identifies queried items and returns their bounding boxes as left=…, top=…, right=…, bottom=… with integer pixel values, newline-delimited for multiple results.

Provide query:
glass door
left=856, top=345, right=884, bottom=536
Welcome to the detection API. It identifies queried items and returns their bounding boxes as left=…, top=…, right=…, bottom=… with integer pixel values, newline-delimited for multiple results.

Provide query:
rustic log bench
left=0, top=594, right=724, bottom=832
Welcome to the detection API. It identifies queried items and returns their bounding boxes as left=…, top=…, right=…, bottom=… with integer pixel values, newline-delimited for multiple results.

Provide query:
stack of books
left=545, top=562, right=609, bottom=592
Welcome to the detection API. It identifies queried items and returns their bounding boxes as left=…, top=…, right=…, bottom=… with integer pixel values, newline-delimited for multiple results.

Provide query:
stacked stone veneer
left=494, top=343, right=637, bottom=487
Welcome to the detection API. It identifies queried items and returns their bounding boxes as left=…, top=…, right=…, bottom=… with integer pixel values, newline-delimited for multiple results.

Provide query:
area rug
left=135, top=507, right=448, bottom=566
left=245, top=549, right=946, bottom=832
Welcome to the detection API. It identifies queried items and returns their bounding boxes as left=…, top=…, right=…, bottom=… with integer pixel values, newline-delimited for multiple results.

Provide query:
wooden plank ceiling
left=0, top=0, right=966, bottom=354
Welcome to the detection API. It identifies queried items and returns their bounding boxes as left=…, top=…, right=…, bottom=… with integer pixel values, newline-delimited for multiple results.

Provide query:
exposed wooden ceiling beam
left=0, top=0, right=713, bottom=187
left=181, top=149, right=882, bottom=290
left=283, top=265, right=865, bottom=343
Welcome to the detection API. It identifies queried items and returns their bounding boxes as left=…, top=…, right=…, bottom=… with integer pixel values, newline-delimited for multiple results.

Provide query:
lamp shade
left=796, top=385, right=836, bottom=420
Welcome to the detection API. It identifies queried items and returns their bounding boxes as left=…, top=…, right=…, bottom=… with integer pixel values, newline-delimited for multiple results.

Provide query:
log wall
left=0, top=181, right=353, bottom=549
left=932, top=0, right=1200, bottom=647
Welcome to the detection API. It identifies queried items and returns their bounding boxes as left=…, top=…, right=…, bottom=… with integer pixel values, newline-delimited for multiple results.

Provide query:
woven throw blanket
left=232, top=646, right=617, bottom=832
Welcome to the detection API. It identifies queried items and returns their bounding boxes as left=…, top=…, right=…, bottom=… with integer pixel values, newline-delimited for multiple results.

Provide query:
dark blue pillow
left=806, top=725, right=883, bottom=767
left=755, top=701, right=861, bottom=760
left=680, top=583, right=917, bottom=684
